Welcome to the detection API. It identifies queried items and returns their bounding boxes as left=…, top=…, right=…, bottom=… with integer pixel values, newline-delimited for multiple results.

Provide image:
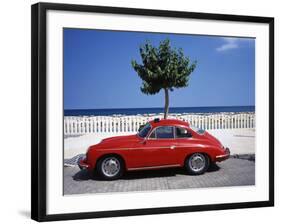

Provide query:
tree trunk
left=164, top=88, right=169, bottom=119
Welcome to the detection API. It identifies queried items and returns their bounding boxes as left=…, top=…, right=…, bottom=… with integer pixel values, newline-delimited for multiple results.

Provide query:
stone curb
left=230, top=154, right=255, bottom=162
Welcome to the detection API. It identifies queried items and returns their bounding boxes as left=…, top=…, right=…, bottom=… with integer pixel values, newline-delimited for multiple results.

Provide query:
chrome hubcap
left=189, top=153, right=206, bottom=172
left=101, top=157, right=120, bottom=177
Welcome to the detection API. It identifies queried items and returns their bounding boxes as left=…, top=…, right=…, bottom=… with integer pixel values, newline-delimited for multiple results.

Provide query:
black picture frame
left=31, top=2, right=274, bottom=222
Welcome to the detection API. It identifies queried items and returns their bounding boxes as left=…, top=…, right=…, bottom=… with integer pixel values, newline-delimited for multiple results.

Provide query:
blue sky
left=64, top=28, right=255, bottom=109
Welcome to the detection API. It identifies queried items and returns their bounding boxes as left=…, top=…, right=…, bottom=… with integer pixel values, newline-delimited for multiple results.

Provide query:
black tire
left=96, top=155, right=124, bottom=180
left=185, top=153, right=209, bottom=175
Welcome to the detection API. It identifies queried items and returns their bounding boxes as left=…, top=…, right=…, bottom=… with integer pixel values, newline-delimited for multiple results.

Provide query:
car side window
left=149, top=130, right=156, bottom=139
left=176, top=127, right=192, bottom=138
left=155, top=126, right=174, bottom=139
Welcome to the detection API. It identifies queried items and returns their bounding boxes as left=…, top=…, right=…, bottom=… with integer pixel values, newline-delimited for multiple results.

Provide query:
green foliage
left=131, top=39, right=197, bottom=95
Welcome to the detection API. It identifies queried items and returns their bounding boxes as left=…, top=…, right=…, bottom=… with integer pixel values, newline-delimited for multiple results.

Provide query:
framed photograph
left=31, top=2, right=274, bottom=222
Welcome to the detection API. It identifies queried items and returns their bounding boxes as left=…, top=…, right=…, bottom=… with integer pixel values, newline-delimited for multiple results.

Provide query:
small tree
left=131, top=39, right=197, bottom=119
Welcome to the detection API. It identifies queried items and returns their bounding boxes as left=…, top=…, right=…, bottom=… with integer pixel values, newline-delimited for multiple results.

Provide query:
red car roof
left=149, top=118, right=190, bottom=128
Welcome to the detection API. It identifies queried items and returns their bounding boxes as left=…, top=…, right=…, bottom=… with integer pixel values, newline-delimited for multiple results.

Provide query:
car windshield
left=190, top=126, right=205, bottom=135
left=138, top=123, right=151, bottom=138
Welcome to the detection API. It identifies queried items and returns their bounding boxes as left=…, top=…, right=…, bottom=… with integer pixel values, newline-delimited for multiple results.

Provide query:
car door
left=142, top=126, right=180, bottom=167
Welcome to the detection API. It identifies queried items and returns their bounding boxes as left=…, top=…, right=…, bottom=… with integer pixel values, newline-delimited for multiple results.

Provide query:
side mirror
left=141, top=139, right=146, bottom=144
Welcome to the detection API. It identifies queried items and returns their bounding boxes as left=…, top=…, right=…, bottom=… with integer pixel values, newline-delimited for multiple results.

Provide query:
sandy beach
left=64, top=128, right=255, bottom=159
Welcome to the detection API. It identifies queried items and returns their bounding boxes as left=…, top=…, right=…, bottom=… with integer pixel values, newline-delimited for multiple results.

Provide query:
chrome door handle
left=170, top=145, right=176, bottom=149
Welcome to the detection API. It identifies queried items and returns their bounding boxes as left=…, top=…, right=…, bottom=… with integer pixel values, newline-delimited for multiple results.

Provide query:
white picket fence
left=64, top=113, right=255, bottom=136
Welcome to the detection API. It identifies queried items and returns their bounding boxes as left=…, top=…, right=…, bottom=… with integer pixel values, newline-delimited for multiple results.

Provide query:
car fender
left=180, top=147, right=216, bottom=165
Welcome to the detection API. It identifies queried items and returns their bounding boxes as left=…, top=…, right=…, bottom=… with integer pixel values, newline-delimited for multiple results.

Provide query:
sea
left=64, top=106, right=255, bottom=116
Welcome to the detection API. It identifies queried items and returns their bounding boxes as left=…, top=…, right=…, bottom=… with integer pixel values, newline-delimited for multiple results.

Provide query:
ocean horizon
left=64, top=106, right=255, bottom=116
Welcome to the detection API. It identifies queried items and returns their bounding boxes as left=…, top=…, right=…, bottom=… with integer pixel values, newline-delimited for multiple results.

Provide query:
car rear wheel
left=185, top=153, right=209, bottom=175
left=97, top=156, right=124, bottom=180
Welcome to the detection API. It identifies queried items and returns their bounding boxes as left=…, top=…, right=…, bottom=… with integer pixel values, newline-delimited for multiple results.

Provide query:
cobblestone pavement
left=64, top=158, right=255, bottom=195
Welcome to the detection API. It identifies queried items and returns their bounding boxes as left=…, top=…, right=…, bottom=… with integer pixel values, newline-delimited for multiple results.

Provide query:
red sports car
left=79, top=118, right=230, bottom=180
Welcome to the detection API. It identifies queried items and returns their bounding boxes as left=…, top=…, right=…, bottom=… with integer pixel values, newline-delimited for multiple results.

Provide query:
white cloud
left=216, top=37, right=239, bottom=52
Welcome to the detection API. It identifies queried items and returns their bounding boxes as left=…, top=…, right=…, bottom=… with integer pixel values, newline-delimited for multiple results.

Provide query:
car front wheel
left=96, top=156, right=124, bottom=180
left=185, top=153, right=209, bottom=175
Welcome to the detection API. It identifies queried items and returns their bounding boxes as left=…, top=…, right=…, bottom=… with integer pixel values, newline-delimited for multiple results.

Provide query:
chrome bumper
left=78, top=158, right=89, bottom=170
left=215, top=147, right=230, bottom=162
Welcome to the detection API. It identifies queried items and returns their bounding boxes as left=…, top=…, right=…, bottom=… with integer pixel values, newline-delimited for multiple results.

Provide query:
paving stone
left=64, top=158, right=255, bottom=195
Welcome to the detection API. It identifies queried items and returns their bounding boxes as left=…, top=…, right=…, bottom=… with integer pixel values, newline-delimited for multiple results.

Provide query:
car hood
left=96, top=134, right=140, bottom=148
